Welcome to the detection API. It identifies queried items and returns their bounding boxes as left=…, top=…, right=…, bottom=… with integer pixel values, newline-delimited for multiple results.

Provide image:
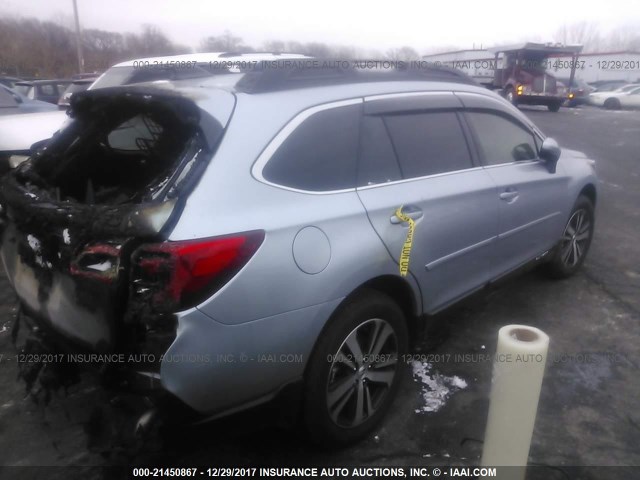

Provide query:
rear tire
left=303, top=289, right=408, bottom=447
left=603, top=98, right=621, bottom=110
left=544, top=195, right=594, bottom=279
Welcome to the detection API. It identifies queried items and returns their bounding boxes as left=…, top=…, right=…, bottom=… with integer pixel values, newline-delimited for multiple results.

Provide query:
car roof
left=112, top=52, right=309, bottom=68
left=15, top=79, right=71, bottom=86
left=71, top=78, right=98, bottom=85
left=232, top=79, right=497, bottom=106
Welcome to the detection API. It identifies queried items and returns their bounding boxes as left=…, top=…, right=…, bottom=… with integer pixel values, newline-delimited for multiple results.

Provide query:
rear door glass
left=382, top=111, right=473, bottom=178
left=358, top=116, right=402, bottom=186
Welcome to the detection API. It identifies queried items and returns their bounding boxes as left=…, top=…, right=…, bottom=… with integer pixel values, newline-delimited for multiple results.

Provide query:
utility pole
left=72, top=0, right=85, bottom=73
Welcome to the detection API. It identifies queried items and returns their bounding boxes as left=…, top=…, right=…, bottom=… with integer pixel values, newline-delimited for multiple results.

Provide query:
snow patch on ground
left=411, top=360, right=468, bottom=413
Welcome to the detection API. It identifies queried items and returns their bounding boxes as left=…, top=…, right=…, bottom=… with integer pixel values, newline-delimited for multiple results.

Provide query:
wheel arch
left=580, top=183, right=597, bottom=206
left=303, top=274, right=421, bottom=379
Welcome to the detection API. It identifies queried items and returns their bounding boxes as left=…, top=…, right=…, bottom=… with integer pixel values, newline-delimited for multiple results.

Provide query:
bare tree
left=422, top=45, right=462, bottom=56
left=554, top=22, right=601, bottom=52
left=302, top=42, right=332, bottom=57
left=0, top=17, right=190, bottom=77
left=263, top=40, right=286, bottom=53
left=200, top=30, right=253, bottom=52
left=386, top=46, right=420, bottom=61
left=605, top=24, right=640, bottom=51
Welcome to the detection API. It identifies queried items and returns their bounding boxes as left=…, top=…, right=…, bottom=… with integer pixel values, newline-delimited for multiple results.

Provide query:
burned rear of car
left=0, top=85, right=235, bottom=404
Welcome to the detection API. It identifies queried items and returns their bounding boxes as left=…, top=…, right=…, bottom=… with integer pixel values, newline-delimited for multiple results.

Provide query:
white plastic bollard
left=481, top=325, right=550, bottom=479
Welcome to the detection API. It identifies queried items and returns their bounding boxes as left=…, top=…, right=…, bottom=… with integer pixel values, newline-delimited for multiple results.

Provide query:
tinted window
left=358, top=116, right=402, bottom=186
left=14, top=85, right=31, bottom=96
left=263, top=104, right=360, bottom=191
left=383, top=111, right=472, bottom=178
left=38, top=84, right=56, bottom=96
left=466, top=112, right=537, bottom=165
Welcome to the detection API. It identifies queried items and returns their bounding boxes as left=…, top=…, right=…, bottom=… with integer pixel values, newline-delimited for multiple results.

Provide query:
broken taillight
left=130, top=231, right=265, bottom=312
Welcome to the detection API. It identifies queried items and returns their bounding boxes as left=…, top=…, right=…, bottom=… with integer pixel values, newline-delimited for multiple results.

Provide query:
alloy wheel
left=560, top=208, right=591, bottom=268
left=326, top=318, right=399, bottom=428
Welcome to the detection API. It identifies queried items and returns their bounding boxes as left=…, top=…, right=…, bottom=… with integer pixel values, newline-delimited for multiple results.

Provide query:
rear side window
left=262, top=104, right=360, bottom=191
left=38, top=84, right=56, bottom=96
left=383, top=111, right=473, bottom=178
left=466, top=112, right=538, bottom=165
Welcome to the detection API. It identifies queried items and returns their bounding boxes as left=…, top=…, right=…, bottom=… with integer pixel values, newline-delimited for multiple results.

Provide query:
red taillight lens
left=131, top=230, right=264, bottom=312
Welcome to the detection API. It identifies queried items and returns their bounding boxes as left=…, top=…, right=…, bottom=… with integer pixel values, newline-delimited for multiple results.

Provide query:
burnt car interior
left=20, top=91, right=207, bottom=206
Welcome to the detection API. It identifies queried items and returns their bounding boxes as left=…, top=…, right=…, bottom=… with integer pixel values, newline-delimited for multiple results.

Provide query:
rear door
left=458, top=93, right=569, bottom=275
left=356, top=92, right=500, bottom=313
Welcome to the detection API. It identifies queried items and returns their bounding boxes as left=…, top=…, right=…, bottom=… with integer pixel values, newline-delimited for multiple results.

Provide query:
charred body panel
left=0, top=87, right=235, bottom=362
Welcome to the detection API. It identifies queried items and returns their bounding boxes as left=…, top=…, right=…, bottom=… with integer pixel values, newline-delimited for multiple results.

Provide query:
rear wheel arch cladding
left=360, top=275, right=421, bottom=340
left=580, top=183, right=597, bottom=207
left=292, top=226, right=331, bottom=274
left=304, top=278, right=418, bottom=377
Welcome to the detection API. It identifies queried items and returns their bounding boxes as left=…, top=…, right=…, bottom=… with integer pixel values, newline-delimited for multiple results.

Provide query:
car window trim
left=356, top=93, right=482, bottom=188
left=357, top=165, right=486, bottom=191
left=251, top=98, right=363, bottom=195
left=363, top=91, right=463, bottom=114
left=454, top=91, right=545, bottom=139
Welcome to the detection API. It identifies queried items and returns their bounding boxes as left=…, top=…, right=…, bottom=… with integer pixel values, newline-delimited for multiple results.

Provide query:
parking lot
left=0, top=105, right=639, bottom=478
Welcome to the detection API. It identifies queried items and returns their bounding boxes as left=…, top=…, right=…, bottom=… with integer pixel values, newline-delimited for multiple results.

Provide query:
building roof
left=488, top=42, right=583, bottom=54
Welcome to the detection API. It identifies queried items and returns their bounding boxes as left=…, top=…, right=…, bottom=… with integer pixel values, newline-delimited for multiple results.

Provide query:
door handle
left=499, top=190, right=519, bottom=202
left=390, top=206, right=423, bottom=224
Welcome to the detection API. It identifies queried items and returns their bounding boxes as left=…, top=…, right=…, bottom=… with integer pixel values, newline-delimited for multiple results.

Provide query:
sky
left=1, top=0, right=639, bottom=54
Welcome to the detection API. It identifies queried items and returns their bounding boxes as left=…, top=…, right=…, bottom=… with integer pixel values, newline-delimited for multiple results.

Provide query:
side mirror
left=540, top=137, right=561, bottom=173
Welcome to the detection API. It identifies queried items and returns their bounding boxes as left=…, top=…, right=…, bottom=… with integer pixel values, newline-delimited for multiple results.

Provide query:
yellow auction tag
left=394, top=205, right=415, bottom=277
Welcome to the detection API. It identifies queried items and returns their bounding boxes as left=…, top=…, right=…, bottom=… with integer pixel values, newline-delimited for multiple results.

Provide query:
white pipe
left=481, top=325, right=550, bottom=476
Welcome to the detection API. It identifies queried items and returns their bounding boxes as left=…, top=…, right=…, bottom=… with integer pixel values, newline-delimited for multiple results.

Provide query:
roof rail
left=235, top=59, right=477, bottom=93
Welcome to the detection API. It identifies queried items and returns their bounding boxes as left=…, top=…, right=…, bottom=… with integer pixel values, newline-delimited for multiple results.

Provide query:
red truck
left=488, top=43, right=583, bottom=112
left=426, top=42, right=583, bottom=112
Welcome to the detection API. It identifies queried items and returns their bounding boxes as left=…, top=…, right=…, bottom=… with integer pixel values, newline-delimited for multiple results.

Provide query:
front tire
left=303, top=289, right=408, bottom=447
left=545, top=195, right=594, bottom=278
left=505, top=87, right=517, bottom=106
left=548, top=102, right=561, bottom=112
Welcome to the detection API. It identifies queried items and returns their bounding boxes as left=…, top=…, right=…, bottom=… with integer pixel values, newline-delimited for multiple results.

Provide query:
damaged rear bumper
left=11, top=304, right=200, bottom=423
left=10, top=297, right=338, bottom=423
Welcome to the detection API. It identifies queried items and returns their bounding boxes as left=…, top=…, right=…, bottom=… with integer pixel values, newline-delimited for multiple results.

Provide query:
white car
left=588, top=84, right=640, bottom=109
left=0, top=52, right=308, bottom=172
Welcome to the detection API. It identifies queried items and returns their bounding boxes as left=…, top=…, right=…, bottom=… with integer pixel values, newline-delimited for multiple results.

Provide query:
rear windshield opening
left=27, top=97, right=208, bottom=205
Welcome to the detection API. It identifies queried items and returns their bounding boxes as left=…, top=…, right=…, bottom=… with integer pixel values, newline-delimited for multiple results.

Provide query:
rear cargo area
left=0, top=86, right=229, bottom=353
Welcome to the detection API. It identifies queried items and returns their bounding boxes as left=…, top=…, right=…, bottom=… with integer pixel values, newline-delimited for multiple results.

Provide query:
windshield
left=64, top=82, right=92, bottom=95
